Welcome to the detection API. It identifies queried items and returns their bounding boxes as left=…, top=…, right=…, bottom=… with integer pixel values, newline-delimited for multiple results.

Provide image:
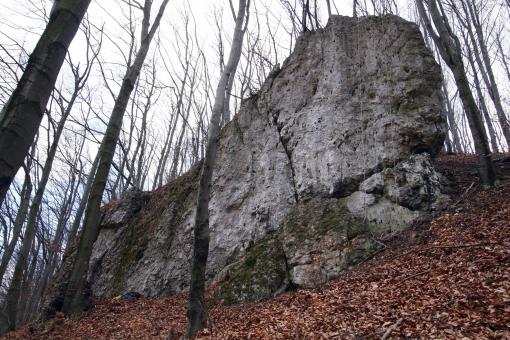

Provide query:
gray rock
left=357, top=197, right=420, bottom=234
left=85, top=15, right=446, bottom=301
left=383, top=153, right=450, bottom=210
left=279, top=198, right=368, bottom=288
left=267, top=15, right=445, bottom=199
left=101, top=189, right=149, bottom=228
left=345, top=191, right=377, bottom=215
left=214, top=238, right=287, bottom=305
left=360, top=173, right=384, bottom=194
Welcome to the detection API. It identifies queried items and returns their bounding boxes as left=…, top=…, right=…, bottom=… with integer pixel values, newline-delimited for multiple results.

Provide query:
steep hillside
left=5, top=154, right=510, bottom=338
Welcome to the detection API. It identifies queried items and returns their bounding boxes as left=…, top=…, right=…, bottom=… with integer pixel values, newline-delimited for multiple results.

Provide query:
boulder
left=84, top=15, right=447, bottom=303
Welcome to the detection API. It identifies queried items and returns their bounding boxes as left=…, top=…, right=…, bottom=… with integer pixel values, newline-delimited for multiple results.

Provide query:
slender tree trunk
left=61, top=0, right=170, bottom=316
left=465, top=42, right=500, bottom=153
left=133, top=74, right=154, bottom=188
left=0, top=220, right=37, bottom=334
left=496, top=33, right=510, bottom=84
left=152, top=113, right=177, bottom=189
left=186, top=0, right=248, bottom=337
left=169, top=111, right=191, bottom=180
left=27, top=209, right=69, bottom=321
left=326, top=0, right=332, bottom=17
left=66, top=152, right=100, bottom=248
left=442, top=84, right=462, bottom=152
left=302, top=0, right=309, bottom=31
left=27, top=164, right=78, bottom=322
left=443, top=134, right=452, bottom=153
left=0, top=0, right=91, bottom=207
left=448, top=49, right=497, bottom=186
left=18, top=240, right=40, bottom=326
left=169, top=66, right=199, bottom=180
left=0, top=169, right=32, bottom=287
left=159, top=119, right=179, bottom=186
left=439, top=91, right=454, bottom=153
left=220, top=61, right=238, bottom=126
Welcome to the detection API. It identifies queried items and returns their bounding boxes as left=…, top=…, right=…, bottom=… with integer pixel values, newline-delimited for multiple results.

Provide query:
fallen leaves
left=4, top=154, right=510, bottom=339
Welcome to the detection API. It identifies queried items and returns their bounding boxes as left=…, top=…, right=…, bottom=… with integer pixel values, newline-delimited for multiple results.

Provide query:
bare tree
left=60, top=0, right=170, bottom=316
left=354, top=0, right=398, bottom=16
left=187, top=0, right=249, bottom=337
left=0, top=161, right=33, bottom=288
left=448, top=0, right=510, bottom=147
left=0, top=0, right=92, bottom=208
left=416, top=0, right=497, bottom=186
left=0, top=30, right=99, bottom=332
left=463, top=35, right=500, bottom=152
left=495, top=32, right=510, bottom=84
left=24, top=140, right=85, bottom=322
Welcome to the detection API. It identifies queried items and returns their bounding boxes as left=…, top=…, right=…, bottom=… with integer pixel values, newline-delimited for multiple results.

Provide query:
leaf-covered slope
left=6, top=154, right=510, bottom=339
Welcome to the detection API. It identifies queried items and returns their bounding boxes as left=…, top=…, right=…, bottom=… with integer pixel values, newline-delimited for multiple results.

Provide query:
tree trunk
left=0, top=0, right=91, bottom=207
left=442, top=84, right=462, bottom=152
left=152, top=112, right=177, bottom=189
left=416, top=0, right=497, bottom=186
left=66, top=152, right=100, bottom=248
left=27, top=163, right=79, bottom=322
left=17, top=240, right=40, bottom=326
left=326, top=0, right=332, bottom=17
left=61, top=0, right=170, bottom=316
left=220, top=61, right=238, bottom=126
left=12, top=240, right=40, bottom=327
left=496, top=33, right=510, bottom=84
left=186, top=0, right=248, bottom=337
left=464, top=40, right=500, bottom=153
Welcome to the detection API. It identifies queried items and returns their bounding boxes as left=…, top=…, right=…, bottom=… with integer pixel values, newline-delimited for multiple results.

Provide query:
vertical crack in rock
left=271, top=111, right=299, bottom=203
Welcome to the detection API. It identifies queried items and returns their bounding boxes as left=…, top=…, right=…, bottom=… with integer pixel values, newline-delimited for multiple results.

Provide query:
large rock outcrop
left=87, top=15, right=447, bottom=303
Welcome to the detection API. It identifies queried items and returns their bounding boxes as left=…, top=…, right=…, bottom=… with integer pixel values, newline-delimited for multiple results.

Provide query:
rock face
left=87, top=15, right=447, bottom=302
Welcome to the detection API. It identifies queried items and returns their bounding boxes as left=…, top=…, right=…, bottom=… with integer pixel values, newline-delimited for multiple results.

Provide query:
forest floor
left=4, top=153, right=510, bottom=339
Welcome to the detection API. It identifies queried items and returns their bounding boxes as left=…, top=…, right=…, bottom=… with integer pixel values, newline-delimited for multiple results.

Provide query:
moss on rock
left=280, top=198, right=384, bottom=287
left=215, top=237, right=288, bottom=305
left=108, top=164, right=201, bottom=293
left=281, top=198, right=367, bottom=251
left=215, top=198, right=387, bottom=300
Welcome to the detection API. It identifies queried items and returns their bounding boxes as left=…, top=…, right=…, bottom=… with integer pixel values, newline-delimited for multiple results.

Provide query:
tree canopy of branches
left=0, top=0, right=92, bottom=209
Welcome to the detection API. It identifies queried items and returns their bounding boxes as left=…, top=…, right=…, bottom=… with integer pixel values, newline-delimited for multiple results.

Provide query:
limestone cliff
left=87, top=15, right=447, bottom=303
